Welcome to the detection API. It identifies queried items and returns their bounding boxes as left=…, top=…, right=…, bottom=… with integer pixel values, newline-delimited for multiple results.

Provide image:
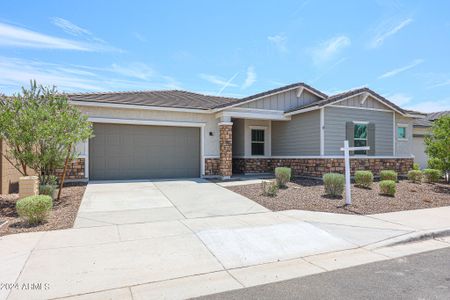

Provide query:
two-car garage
left=89, top=123, right=201, bottom=180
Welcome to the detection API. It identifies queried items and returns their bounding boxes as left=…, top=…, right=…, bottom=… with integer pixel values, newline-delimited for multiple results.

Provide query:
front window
left=397, top=126, right=407, bottom=139
left=251, top=129, right=265, bottom=156
left=354, top=123, right=367, bottom=155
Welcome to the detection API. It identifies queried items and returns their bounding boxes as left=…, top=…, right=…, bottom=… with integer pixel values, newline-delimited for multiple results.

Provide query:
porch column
left=219, top=121, right=233, bottom=179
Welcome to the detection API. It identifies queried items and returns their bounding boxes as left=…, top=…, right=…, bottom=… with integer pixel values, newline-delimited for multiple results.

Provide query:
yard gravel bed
left=227, top=179, right=450, bottom=215
left=0, top=183, right=87, bottom=236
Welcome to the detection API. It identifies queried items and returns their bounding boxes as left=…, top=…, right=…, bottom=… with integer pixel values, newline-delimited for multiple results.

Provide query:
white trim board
left=88, top=117, right=206, bottom=127
left=234, top=155, right=413, bottom=159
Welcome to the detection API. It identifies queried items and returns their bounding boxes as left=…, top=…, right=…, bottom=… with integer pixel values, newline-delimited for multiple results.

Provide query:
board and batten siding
left=334, top=94, right=391, bottom=110
left=239, top=89, right=321, bottom=112
left=271, top=110, right=320, bottom=156
left=324, top=106, right=394, bottom=155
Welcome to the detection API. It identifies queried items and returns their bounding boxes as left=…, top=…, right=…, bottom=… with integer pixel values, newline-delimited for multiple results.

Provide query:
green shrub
left=275, top=167, right=291, bottom=188
left=407, top=170, right=423, bottom=183
left=413, top=163, right=420, bottom=170
left=380, top=170, right=398, bottom=182
left=422, top=169, right=442, bottom=183
left=427, top=157, right=444, bottom=171
left=379, top=180, right=396, bottom=196
left=323, top=173, right=345, bottom=197
left=354, top=170, right=373, bottom=189
left=16, top=195, right=52, bottom=225
left=261, top=181, right=278, bottom=197
left=39, top=184, right=57, bottom=198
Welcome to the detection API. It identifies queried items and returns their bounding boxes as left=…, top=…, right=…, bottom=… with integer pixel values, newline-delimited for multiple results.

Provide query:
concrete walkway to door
left=74, top=179, right=269, bottom=227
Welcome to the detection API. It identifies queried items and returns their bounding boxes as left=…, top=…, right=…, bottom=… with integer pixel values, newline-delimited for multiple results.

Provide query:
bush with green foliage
left=261, top=180, right=279, bottom=197
left=425, top=115, right=450, bottom=183
left=379, top=180, right=396, bottom=196
left=413, top=163, right=420, bottom=170
left=0, top=81, right=93, bottom=189
left=323, top=173, right=345, bottom=197
left=407, top=170, right=423, bottom=183
left=275, top=167, right=291, bottom=188
left=354, top=170, right=373, bottom=189
left=422, top=169, right=441, bottom=183
left=380, top=170, right=398, bottom=182
left=427, top=157, right=444, bottom=171
left=16, top=195, right=52, bottom=225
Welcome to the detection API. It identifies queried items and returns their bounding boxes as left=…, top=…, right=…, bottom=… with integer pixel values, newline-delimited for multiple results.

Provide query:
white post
left=343, top=140, right=352, bottom=205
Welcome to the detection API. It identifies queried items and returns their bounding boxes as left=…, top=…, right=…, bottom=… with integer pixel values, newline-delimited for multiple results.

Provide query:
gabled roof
left=413, top=111, right=450, bottom=127
left=68, top=90, right=239, bottom=110
left=213, top=82, right=328, bottom=109
left=285, top=87, right=406, bottom=115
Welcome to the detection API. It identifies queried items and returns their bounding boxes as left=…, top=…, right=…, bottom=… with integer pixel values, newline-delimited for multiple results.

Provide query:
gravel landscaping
left=227, top=179, right=450, bottom=215
left=0, top=183, right=87, bottom=236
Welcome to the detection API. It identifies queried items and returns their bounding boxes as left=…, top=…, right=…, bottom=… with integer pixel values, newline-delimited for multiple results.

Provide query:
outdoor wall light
left=209, top=132, right=213, bottom=136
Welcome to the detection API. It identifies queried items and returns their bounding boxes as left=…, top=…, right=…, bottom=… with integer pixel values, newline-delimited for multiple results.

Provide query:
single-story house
left=412, top=111, right=449, bottom=169
left=0, top=82, right=422, bottom=191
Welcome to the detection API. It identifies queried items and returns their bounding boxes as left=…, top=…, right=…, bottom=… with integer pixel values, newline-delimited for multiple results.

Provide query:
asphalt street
left=197, top=247, right=450, bottom=300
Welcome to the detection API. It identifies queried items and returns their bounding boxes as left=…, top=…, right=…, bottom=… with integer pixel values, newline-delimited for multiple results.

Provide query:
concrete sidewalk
left=2, top=205, right=450, bottom=300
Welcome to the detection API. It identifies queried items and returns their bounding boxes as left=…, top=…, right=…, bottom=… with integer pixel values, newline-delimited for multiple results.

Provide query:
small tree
left=0, top=81, right=93, bottom=197
left=425, top=115, right=450, bottom=183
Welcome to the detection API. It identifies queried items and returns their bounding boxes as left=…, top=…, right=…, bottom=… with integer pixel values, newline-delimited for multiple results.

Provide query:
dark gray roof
left=286, top=87, right=406, bottom=114
left=413, top=111, right=450, bottom=127
left=213, top=82, right=328, bottom=109
left=68, top=90, right=239, bottom=110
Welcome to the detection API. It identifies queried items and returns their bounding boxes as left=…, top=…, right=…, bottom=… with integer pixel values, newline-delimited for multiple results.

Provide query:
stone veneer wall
left=204, top=158, right=220, bottom=176
left=233, top=158, right=413, bottom=177
left=55, top=158, right=86, bottom=180
left=219, top=124, right=233, bottom=177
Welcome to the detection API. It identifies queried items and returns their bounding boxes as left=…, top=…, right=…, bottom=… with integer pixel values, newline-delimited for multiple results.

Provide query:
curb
left=365, top=228, right=450, bottom=250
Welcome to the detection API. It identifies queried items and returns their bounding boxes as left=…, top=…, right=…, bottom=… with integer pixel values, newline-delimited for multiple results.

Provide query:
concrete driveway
left=74, top=178, right=268, bottom=227
left=5, top=179, right=446, bottom=300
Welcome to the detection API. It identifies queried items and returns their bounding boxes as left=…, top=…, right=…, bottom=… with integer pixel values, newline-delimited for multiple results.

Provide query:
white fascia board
left=88, top=117, right=206, bottom=127
left=216, top=110, right=291, bottom=121
left=324, top=92, right=407, bottom=116
left=284, top=105, right=320, bottom=116
left=213, top=86, right=326, bottom=112
left=70, top=100, right=212, bottom=114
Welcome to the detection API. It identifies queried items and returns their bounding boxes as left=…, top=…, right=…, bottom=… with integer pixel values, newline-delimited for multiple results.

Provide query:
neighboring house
left=412, top=111, right=450, bottom=169
left=0, top=82, right=421, bottom=191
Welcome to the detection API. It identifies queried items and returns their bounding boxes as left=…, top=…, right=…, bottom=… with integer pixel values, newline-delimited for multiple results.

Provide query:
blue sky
left=0, top=0, right=449, bottom=112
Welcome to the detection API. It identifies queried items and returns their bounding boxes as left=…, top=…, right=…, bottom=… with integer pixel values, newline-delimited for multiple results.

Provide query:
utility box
left=19, top=176, right=39, bottom=199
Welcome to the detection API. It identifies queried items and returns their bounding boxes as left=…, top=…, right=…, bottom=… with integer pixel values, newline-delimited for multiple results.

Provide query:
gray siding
left=240, top=89, right=320, bottom=111
left=395, top=113, right=413, bottom=156
left=324, top=106, right=393, bottom=155
left=272, top=110, right=320, bottom=156
left=334, top=94, right=391, bottom=110
left=232, top=119, right=245, bottom=156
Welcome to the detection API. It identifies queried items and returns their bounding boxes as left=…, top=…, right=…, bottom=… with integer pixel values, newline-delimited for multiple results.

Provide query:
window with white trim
left=251, top=129, right=265, bottom=156
left=354, top=123, right=368, bottom=155
left=397, top=125, right=407, bottom=140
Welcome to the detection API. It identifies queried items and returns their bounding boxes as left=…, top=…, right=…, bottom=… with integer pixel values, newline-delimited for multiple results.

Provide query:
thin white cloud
left=385, top=93, right=412, bottom=106
left=369, top=18, right=413, bottom=48
left=378, top=59, right=424, bottom=79
left=0, top=22, right=119, bottom=52
left=51, top=17, right=91, bottom=36
left=217, top=72, right=240, bottom=95
left=0, top=56, right=180, bottom=94
left=405, top=99, right=450, bottom=113
left=268, top=33, right=288, bottom=53
left=242, top=66, right=256, bottom=89
left=0, top=22, right=91, bottom=51
left=428, top=79, right=450, bottom=88
left=110, top=63, right=155, bottom=80
left=199, top=73, right=239, bottom=88
left=312, top=57, right=348, bottom=83
left=311, top=35, right=351, bottom=65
